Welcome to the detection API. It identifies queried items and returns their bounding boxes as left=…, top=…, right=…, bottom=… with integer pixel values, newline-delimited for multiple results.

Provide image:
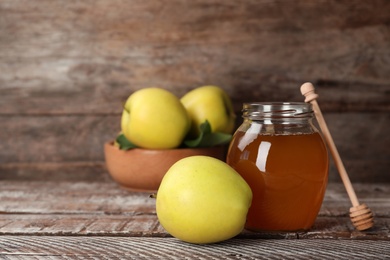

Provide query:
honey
left=226, top=102, right=329, bottom=232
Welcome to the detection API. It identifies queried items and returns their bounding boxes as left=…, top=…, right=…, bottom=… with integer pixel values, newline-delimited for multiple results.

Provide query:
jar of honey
left=227, top=102, right=329, bottom=232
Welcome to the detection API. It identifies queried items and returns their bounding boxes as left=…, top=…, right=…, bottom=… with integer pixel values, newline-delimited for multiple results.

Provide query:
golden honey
left=227, top=103, right=329, bottom=232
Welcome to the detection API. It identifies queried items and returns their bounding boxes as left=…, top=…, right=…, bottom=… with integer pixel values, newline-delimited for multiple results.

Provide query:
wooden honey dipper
left=300, top=82, right=374, bottom=231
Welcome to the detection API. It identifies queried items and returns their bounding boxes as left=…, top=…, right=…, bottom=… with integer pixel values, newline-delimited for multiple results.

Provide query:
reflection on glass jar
left=227, top=102, right=329, bottom=232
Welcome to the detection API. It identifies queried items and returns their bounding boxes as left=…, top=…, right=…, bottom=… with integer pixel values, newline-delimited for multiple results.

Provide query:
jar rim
left=242, top=102, right=313, bottom=119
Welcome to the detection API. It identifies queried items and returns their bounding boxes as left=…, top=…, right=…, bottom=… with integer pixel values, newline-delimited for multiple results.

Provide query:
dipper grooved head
left=300, top=82, right=318, bottom=103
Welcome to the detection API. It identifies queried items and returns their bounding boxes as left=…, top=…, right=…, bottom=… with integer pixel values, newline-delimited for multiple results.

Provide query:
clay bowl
left=104, top=142, right=227, bottom=192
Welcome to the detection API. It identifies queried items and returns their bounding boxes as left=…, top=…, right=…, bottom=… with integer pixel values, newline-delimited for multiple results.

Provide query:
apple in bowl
left=105, top=86, right=235, bottom=192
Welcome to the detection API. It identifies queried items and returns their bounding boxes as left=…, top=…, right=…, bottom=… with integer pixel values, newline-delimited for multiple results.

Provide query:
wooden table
left=0, top=180, right=389, bottom=259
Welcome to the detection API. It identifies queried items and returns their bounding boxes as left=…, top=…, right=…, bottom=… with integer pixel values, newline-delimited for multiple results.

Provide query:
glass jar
left=227, top=102, right=329, bottom=232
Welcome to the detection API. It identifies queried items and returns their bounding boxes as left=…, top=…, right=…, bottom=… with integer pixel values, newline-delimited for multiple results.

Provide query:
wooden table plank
left=0, top=180, right=389, bottom=257
left=0, top=214, right=165, bottom=236
left=0, top=181, right=155, bottom=214
left=1, top=181, right=389, bottom=216
left=0, top=236, right=389, bottom=259
left=0, top=181, right=389, bottom=240
left=0, top=213, right=388, bottom=240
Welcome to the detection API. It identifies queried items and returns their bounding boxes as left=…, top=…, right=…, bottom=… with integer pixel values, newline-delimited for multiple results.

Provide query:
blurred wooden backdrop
left=0, top=0, right=389, bottom=182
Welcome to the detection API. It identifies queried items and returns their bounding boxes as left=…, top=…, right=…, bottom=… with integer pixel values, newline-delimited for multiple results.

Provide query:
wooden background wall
left=0, top=0, right=389, bottom=182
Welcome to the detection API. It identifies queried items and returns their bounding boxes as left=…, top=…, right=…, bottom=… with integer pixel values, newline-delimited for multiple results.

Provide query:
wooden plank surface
left=1, top=2, right=389, bottom=256
left=0, top=236, right=389, bottom=259
left=1, top=112, right=388, bottom=182
left=1, top=213, right=389, bottom=240
left=1, top=113, right=388, bottom=163
left=1, top=0, right=389, bottom=183
left=0, top=181, right=389, bottom=239
left=0, top=180, right=389, bottom=258
left=0, top=181, right=390, bottom=259
left=1, top=0, right=389, bottom=115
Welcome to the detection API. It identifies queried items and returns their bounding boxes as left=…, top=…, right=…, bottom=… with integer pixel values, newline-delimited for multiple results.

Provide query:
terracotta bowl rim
left=104, top=141, right=228, bottom=192
left=104, top=141, right=227, bottom=153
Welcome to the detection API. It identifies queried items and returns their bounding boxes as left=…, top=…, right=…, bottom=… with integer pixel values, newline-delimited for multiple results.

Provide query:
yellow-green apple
left=156, top=156, right=252, bottom=244
left=180, top=86, right=236, bottom=138
left=121, top=88, right=190, bottom=149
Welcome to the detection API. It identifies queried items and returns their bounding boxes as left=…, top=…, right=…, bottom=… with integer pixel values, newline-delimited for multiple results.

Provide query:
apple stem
left=149, top=193, right=157, bottom=199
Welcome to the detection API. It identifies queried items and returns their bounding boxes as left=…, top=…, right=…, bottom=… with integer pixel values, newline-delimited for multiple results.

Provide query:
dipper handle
left=300, top=82, right=374, bottom=231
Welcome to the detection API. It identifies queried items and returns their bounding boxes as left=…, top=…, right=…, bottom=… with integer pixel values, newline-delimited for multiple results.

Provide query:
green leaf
left=116, top=133, right=138, bottom=150
left=184, top=120, right=232, bottom=148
